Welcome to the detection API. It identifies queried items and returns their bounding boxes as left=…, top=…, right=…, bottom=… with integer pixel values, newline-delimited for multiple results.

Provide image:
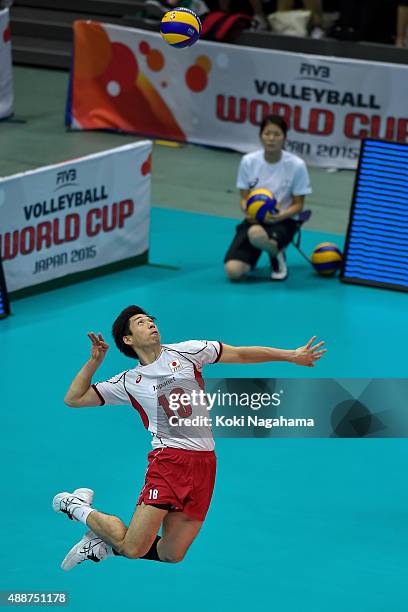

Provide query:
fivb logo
left=299, top=63, right=331, bottom=81
left=55, top=168, right=78, bottom=190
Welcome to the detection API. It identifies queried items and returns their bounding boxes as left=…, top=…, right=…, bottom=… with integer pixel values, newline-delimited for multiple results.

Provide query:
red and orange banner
left=67, top=21, right=186, bottom=141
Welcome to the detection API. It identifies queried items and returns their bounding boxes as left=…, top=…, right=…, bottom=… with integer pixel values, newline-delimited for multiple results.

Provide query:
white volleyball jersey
left=237, top=149, right=312, bottom=212
left=92, top=340, right=222, bottom=451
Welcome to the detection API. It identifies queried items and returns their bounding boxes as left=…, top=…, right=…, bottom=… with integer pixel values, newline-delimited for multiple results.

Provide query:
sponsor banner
left=0, top=8, right=13, bottom=119
left=0, top=142, right=152, bottom=292
left=153, top=378, right=408, bottom=438
left=67, top=22, right=408, bottom=169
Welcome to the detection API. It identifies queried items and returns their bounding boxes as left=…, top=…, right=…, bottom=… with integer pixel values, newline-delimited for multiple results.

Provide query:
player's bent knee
left=224, top=261, right=249, bottom=281
left=119, top=542, right=150, bottom=560
left=159, top=550, right=185, bottom=563
left=247, top=225, right=268, bottom=246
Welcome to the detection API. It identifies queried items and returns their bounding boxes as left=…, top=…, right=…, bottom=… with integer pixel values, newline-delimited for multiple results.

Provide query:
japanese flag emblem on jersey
left=168, top=359, right=182, bottom=372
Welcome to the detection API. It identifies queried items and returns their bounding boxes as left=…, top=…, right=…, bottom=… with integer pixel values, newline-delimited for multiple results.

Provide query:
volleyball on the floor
left=311, top=242, right=343, bottom=276
left=246, top=188, right=278, bottom=222
left=160, top=8, right=202, bottom=48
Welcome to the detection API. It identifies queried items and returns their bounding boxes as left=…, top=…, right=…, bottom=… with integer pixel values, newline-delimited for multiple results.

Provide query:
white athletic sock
left=72, top=504, right=95, bottom=525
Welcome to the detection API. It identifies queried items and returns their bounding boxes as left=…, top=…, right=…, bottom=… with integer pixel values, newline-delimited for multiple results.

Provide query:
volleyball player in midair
left=53, top=305, right=326, bottom=569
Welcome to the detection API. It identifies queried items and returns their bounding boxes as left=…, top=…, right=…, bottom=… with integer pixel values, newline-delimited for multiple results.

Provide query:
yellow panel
left=247, top=201, right=265, bottom=217
left=161, top=33, right=190, bottom=45
left=312, top=252, right=342, bottom=264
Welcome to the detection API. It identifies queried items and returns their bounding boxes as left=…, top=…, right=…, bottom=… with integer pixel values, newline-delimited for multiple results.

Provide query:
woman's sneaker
left=270, top=250, right=288, bottom=281
left=61, top=530, right=112, bottom=571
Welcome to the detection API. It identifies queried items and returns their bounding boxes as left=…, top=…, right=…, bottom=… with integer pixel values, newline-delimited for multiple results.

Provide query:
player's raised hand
left=292, top=336, right=326, bottom=367
left=88, top=332, right=109, bottom=364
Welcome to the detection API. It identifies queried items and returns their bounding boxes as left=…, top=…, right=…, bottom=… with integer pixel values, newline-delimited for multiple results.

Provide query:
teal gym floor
left=1, top=68, right=408, bottom=611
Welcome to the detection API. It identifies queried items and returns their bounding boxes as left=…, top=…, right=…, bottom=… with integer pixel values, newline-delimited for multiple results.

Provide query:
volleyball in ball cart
left=246, top=188, right=278, bottom=222
left=311, top=242, right=343, bottom=276
left=160, top=8, right=202, bottom=48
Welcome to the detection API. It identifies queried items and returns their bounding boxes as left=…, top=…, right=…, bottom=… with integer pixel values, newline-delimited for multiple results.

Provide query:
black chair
left=291, top=208, right=312, bottom=262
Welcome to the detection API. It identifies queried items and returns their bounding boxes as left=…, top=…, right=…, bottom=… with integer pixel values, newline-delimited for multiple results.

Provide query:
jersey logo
left=135, top=374, right=142, bottom=383
left=168, top=359, right=182, bottom=372
left=249, top=178, right=259, bottom=190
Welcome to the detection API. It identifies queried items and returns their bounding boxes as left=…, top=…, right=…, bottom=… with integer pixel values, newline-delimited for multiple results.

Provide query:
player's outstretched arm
left=218, top=336, right=326, bottom=367
left=64, top=333, right=109, bottom=407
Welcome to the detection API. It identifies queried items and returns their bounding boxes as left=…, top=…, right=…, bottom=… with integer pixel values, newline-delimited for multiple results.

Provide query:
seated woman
left=224, top=115, right=312, bottom=282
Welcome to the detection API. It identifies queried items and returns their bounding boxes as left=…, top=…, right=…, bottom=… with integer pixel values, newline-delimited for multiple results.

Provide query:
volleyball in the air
left=160, top=8, right=202, bottom=48
left=311, top=242, right=343, bottom=276
left=246, top=188, right=278, bottom=222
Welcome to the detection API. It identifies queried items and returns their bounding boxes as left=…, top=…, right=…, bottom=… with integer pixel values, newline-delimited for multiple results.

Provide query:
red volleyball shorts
left=137, top=447, right=217, bottom=522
